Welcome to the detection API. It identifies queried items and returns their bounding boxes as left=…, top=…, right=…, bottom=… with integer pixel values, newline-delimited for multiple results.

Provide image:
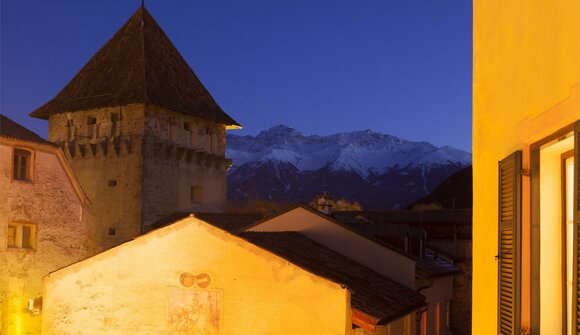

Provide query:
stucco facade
left=0, top=136, right=89, bottom=335
left=42, top=216, right=351, bottom=335
left=473, top=0, right=579, bottom=334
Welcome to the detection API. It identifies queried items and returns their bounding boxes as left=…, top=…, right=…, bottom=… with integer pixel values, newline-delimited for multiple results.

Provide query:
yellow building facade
left=42, top=217, right=351, bottom=335
left=473, top=1, right=579, bottom=334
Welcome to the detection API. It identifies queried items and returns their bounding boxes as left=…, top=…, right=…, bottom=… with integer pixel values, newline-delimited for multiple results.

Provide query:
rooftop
left=30, top=6, right=239, bottom=128
left=239, top=231, right=427, bottom=324
left=0, top=115, right=52, bottom=145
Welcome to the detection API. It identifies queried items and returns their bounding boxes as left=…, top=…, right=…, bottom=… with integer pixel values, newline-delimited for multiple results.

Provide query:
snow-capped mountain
left=227, top=125, right=471, bottom=209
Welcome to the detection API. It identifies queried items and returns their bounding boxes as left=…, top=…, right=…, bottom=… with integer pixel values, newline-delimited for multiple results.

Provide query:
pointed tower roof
left=30, top=7, right=240, bottom=128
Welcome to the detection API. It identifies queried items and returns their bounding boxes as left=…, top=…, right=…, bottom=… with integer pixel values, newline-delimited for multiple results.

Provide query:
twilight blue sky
left=1, top=1, right=472, bottom=152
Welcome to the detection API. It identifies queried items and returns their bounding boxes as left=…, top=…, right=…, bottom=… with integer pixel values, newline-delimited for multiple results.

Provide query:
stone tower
left=30, top=6, right=240, bottom=253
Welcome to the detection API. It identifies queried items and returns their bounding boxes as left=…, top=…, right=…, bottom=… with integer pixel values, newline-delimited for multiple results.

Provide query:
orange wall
left=473, top=0, right=579, bottom=334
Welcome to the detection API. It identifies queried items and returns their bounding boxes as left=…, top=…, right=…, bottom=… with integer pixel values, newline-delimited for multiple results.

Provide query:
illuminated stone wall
left=473, top=1, right=579, bottom=333
left=0, top=139, right=89, bottom=335
left=47, top=103, right=229, bottom=253
left=42, top=217, right=350, bottom=335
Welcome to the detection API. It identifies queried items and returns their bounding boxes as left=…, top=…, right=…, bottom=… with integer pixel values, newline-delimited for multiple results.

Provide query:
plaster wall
left=0, top=141, right=88, bottom=335
left=473, top=0, right=579, bottom=333
left=42, top=217, right=350, bottom=335
left=420, top=276, right=453, bottom=335
left=248, top=208, right=416, bottom=288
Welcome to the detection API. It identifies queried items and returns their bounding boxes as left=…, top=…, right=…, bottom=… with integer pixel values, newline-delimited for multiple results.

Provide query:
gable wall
left=42, top=217, right=350, bottom=335
left=0, top=141, right=88, bottom=335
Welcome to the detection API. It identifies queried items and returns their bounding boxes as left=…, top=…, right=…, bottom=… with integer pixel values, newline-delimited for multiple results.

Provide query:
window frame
left=529, top=121, right=578, bottom=334
left=6, top=222, right=37, bottom=250
left=11, top=147, right=34, bottom=182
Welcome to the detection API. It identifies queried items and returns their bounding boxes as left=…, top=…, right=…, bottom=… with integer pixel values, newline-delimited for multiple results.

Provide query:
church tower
left=30, top=6, right=240, bottom=253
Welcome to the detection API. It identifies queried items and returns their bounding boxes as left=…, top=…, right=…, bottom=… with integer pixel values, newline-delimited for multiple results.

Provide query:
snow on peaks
left=226, top=125, right=471, bottom=178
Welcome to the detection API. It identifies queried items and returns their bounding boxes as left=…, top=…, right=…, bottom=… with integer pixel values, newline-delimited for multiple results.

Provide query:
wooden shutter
left=573, top=122, right=580, bottom=334
left=498, top=151, right=521, bottom=335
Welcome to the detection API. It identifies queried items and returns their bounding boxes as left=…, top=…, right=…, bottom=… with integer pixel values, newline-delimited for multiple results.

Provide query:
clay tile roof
left=29, top=6, right=240, bottom=128
left=240, top=232, right=426, bottom=324
left=0, top=115, right=52, bottom=145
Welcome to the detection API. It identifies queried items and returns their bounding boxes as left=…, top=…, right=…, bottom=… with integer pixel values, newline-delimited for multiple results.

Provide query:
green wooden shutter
left=573, top=122, right=580, bottom=334
left=498, top=151, right=522, bottom=335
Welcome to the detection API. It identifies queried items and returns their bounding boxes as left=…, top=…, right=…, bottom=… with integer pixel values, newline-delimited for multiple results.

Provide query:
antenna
left=141, top=0, right=145, bottom=8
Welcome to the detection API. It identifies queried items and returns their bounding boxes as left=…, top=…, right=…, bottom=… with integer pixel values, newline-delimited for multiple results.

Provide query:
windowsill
left=6, top=247, right=36, bottom=252
left=12, top=178, right=33, bottom=184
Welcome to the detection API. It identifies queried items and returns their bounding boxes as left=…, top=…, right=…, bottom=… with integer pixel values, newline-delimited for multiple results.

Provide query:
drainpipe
left=415, top=305, right=429, bottom=335
left=415, top=274, right=433, bottom=335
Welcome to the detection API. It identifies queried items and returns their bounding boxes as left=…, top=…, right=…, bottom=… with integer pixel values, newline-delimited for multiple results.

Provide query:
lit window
left=7, top=223, right=36, bottom=249
left=13, top=149, right=31, bottom=181
left=191, top=186, right=203, bottom=204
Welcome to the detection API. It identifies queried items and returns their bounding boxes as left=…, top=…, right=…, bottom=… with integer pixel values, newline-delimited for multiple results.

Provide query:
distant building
left=0, top=115, right=90, bottom=335
left=473, top=1, right=579, bottom=334
left=41, top=215, right=426, bottom=335
left=333, top=209, right=472, bottom=335
left=29, top=5, right=240, bottom=254
left=248, top=206, right=461, bottom=335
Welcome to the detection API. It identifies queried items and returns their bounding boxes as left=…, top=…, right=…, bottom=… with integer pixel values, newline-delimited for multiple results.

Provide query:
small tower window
left=87, top=117, right=97, bottom=138
left=66, top=119, right=74, bottom=141
left=111, top=113, right=119, bottom=137
left=108, top=228, right=117, bottom=237
left=13, top=148, right=32, bottom=181
left=191, top=186, right=204, bottom=204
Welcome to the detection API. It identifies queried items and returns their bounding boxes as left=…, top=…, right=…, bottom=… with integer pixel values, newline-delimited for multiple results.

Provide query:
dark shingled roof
left=0, top=115, right=51, bottom=145
left=240, top=232, right=426, bottom=324
left=152, top=212, right=264, bottom=234
left=333, top=210, right=472, bottom=226
left=29, top=6, right=240, bottom=128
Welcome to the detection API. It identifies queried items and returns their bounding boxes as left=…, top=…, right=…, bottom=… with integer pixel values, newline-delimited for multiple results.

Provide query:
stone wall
left=47, top=103, right=229, bottom=250
left=0, top=140, right=89, bottom=335
left=49, top=104, right=146, bottom=253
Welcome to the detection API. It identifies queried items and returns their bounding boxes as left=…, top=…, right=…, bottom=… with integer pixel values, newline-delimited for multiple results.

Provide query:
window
left=108, top=228, right=117, bottom=237
left=111, top=113, right=118, bottom=137
left=87, top=116, right=96, bottom=138
left=13, top=148, right=31, bottom=181
left=528, top=121, right=579, bottom=334
left=7, top=223, right=36, bottom=249
left=191, top=186, right=203, bottom=204
left=66, top=119, right=74, bottom=141
left=564, top=154, right=574, bottom=335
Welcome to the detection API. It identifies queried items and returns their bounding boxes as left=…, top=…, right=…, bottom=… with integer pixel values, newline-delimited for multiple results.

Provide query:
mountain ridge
left=226, top=125, right=471, bottom=209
